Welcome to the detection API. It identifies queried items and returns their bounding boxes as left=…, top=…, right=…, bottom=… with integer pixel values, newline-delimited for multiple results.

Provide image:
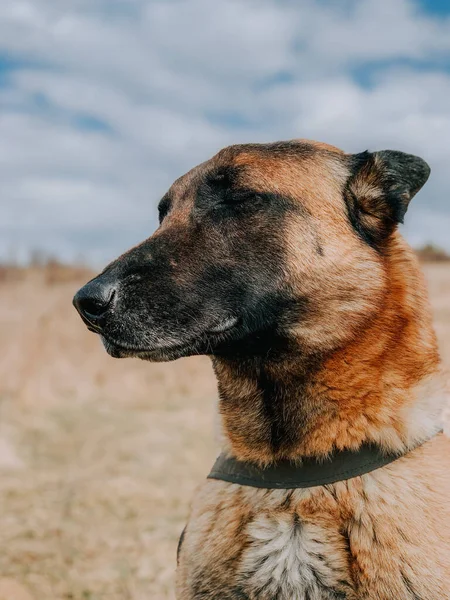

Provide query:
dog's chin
left=101, top=336, right=199, bottom=362
left=100, top=316, right=240, bottom=363
left=100, top=335, right=201, bottom=362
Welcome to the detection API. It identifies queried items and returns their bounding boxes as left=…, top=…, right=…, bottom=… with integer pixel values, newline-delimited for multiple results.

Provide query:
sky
left=1, top=0, right=450, bottom=265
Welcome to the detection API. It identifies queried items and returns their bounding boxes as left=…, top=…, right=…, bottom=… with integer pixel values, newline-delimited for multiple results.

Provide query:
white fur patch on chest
left=239, top=512, right=347, bottom=599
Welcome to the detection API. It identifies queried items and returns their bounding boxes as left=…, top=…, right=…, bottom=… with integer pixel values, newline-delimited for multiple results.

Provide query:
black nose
left=73, top=278, right=116, bottom=329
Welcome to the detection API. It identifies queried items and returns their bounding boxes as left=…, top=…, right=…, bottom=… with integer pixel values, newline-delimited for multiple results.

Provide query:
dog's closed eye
left=158, top=194, right=172, bottom=224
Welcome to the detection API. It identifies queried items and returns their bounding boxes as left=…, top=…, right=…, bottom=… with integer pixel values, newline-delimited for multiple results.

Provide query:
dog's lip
left=100, top=315, right=240, bottom=356
left=102, top=335, right=192, bottom=356
left=205, top=315, right=239, bottom=334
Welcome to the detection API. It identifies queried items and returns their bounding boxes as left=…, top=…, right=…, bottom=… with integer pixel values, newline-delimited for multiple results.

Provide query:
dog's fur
left=74, top=140, right=450, bottom=599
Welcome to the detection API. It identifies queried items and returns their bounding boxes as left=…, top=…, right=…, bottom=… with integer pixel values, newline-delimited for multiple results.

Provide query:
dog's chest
left=237, top=513, right=349, bottom=599
left=177, top=441, right=450, bottom=600
left=177, top=485, right=352, bottom=599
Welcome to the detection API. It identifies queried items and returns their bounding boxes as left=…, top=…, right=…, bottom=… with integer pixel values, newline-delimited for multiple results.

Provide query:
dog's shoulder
left=177, top=439, right=450, bottom=599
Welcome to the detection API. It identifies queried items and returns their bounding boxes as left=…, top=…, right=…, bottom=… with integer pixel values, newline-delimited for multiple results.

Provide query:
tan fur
left=178, top=437, right=450, bottom=599
left=211, top=150, right=441, bottom=465
left=166, top=140, right=449, bottom=599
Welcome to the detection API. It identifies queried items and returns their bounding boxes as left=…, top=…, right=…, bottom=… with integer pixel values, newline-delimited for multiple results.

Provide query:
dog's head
left=73, top=140, right=430, bottom=362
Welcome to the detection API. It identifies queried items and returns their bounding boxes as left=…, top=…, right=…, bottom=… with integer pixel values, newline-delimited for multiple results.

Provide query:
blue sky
left=419, top=0, right=450, bottom=15
left=1, top=0, right=450, bottom=264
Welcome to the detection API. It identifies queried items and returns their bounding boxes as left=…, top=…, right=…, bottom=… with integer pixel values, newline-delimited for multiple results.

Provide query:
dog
left=73, top=139, right=450, bottom=599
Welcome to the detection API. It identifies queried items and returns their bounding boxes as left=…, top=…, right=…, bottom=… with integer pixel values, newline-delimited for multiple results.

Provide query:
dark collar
left=208, top=431, right=443, bottom=489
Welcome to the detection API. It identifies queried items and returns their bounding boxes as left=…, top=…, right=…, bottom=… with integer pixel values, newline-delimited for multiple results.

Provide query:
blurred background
left=1, top=1, right=450, bottom=599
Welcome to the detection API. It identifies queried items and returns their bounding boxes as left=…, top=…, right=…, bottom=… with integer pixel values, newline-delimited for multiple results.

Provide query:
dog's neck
left=212, top=245, right=443, bottom=465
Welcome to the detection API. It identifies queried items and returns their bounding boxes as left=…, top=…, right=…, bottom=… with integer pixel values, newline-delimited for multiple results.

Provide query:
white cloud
left=297, top=0, right=450, bottom=67
left=0, top=0, right=449, bottom=264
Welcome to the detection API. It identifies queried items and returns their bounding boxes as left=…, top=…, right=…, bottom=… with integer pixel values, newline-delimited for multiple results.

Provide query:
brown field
left=1, top=263, right=449, bottom=599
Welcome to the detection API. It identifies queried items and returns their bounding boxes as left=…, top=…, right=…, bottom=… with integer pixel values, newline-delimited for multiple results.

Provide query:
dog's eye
left=158, top=206, right=168, bottom=224
left=158, top=195, right=171, bottom=223
left=213, top=186, right=259, bottom=204
left=223, top=190, right=263, bottom=206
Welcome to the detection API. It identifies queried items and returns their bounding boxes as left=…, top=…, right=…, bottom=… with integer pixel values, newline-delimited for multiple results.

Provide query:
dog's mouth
left=99, top=315, right=240, bottom=361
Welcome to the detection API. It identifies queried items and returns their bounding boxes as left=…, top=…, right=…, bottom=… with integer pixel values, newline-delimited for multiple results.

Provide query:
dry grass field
left=0, top=262, right=449, bottom=599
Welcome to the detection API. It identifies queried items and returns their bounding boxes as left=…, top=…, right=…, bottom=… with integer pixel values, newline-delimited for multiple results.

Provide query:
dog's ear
left=345, top=150, right=430, bottom=247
